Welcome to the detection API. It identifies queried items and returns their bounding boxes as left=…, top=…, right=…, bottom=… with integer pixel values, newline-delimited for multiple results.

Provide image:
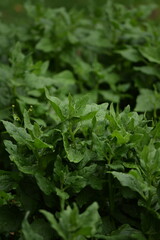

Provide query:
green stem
left=69, top=122, right=76, bottom=147
left=60, top=198, right=65, bottom=211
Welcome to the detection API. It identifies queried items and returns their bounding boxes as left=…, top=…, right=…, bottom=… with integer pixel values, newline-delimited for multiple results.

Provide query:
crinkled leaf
left=2, top=121, right=33, bottom=146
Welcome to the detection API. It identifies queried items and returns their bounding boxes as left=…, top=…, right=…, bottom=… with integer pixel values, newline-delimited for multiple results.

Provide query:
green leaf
left=63, top=134, right=84, bottom=163
left=0, top=191, right=14, bottom=206
left=68, top=93, right=75, bottom=118
left=140, top=143, right=160, bottom=176
left=33, top=122, right=43, bottom=138
left=116, top=48, right=141, bottom=62
left=0, top=173, right=16, bottom=191
left=52, top=71, right=76, bottom=93
left=135, top=89, right=160, bottom=112
left=96, top=224, right=146, bottom=240
left=4, top=140, right=39, bottom=175
left=41, top=202, right=100, bottom=240
left=23, top=109, right=33, bottom=131
left=45, top=89, right=65, bottom=121
left=56, top=188, right=69, bottom=201
left=33, top=138, right=53, bottom=149
left=22, top=213, right=43, bottom=240
left=65, top=175, right=86, bottom=193
left=25, top=73, right=55, bottom=89
left=74, top=95, right=89, bottom=116
left=99, top=90, right=120, bottom=103
left=78, top=164, right=103, bottom=190
left=80, top=111, right=97, bottom=121
left=78, top=202, right=100, bottom=236
left=35, top=173, right=54, bottom=195
left=112, top=130, right=130, bottom=145
left=134, top=66, right=160, bottom=78
left=36, top=38, right=55, bottom=52
left=19, top=96, right=39, bottom=105
left=40, top=210, right=66, bottom=240
left=10, top=42, right=25, bottom=65
left=2, top=121, right=33, bottom=146
left=111, top=171, right=145, bottom=198
left=31, top=218, right=54, bottom=240
left=139, top=46, right=160, bottom=64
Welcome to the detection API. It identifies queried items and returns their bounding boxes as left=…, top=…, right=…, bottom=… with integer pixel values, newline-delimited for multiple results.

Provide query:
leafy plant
left=1, top=1, right=160, bottom=239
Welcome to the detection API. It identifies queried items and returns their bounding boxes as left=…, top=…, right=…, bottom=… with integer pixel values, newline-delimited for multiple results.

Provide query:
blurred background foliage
left=0, top=0, right=159, bottom=23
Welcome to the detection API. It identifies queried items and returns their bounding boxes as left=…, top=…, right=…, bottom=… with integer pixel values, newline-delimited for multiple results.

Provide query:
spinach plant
left=1, top=1, right=160, bottom=239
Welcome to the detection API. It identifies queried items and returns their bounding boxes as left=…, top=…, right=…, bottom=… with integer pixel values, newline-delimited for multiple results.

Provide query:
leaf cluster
left=1, top=1, right=160, bottom=239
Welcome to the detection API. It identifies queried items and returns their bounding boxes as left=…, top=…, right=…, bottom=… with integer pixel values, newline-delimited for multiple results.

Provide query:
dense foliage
left=1, top=1, right=160, bottom=239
